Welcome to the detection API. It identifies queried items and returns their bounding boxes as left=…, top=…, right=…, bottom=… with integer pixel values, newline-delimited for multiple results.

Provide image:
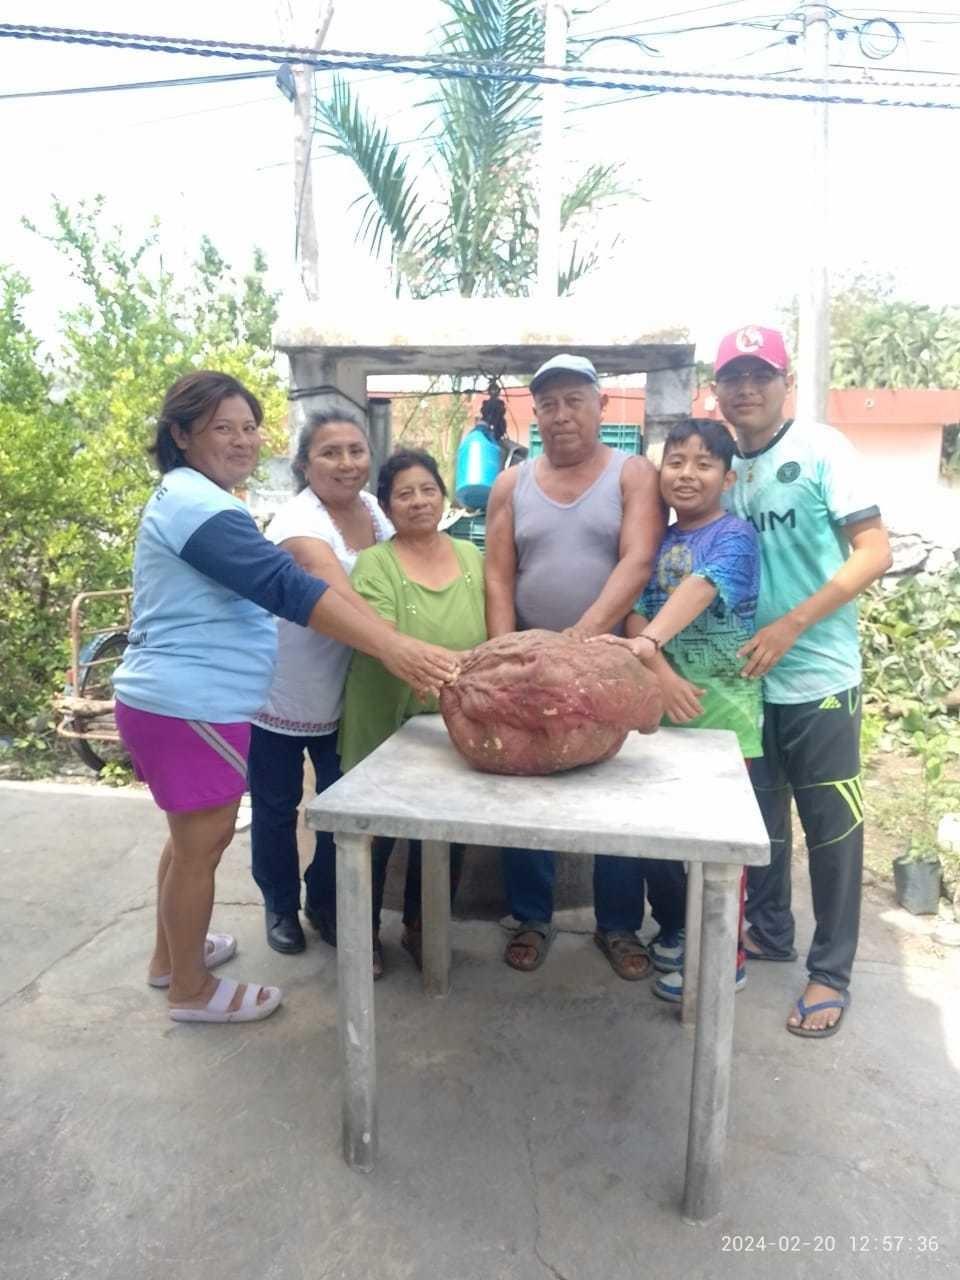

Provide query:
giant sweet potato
left=439, top=629, right=662, bottom=776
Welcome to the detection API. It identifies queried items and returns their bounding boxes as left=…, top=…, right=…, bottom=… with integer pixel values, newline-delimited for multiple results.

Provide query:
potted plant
left=892, top=731, right=947, bottom=914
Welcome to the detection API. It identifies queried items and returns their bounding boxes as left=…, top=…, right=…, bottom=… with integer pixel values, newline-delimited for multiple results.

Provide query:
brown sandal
left=504, top=922, right=556, bottom=972
left=594, top=930, right=651, bottom=981
left=372, top=933, right=385, bottom=981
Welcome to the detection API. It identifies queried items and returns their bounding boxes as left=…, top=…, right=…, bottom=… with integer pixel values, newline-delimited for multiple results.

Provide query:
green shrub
left=860, top=566, right=960, bottom=749
left=0, top=200, right=282, bottom=734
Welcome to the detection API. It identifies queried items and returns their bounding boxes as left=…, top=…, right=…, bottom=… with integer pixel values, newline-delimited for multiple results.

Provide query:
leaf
left=310, top=1, right=638, bottom=298
left=313, top=77, right=427, bottom=271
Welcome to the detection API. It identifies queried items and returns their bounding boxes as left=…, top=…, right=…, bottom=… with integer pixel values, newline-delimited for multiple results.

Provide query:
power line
left=0, top=65, right=399, bottom=107
left=574, top=2, right=770, bottom=39
left=0, top=69, right=275, bottom=102
left=830, top=60, right=960, bottom=78
left=1, top=24, right=959, bottom=111
left=0, top=19, right=920, bottom=86
left=6, top=45, right=950, bottom=99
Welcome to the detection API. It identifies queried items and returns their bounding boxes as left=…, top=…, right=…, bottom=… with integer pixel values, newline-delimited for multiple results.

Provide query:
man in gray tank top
left=485, top=354, right=672, bottom=980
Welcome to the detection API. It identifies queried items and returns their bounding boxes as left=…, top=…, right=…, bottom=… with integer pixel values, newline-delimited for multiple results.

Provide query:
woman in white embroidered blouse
left=249, top=411, right=393, bottom=965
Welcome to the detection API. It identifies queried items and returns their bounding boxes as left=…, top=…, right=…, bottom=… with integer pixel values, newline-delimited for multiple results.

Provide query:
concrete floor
left=1, top=779, right=958, bottom=1280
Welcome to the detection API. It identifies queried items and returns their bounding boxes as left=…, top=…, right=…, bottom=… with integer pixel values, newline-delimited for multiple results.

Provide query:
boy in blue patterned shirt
left=593, top=418, right=761, bottom=1001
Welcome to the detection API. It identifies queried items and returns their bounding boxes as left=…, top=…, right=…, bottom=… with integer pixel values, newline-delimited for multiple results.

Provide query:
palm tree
left=314, top=0, right=630, bottom=298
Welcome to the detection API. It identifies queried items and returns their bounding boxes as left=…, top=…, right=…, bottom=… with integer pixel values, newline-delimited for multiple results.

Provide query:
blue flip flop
left=786, top=990, right=850, bottom=1039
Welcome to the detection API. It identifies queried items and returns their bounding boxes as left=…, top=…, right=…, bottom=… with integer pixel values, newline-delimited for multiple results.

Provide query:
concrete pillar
left=286, top=352, right=371, bottom=460
left=367, top=397, right=393, bottom=485
left=645, top=363, right=695, bottom=460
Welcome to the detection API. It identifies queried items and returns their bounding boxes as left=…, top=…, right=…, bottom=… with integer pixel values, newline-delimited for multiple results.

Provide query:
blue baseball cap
left=529, top=353, right=600, bottom=395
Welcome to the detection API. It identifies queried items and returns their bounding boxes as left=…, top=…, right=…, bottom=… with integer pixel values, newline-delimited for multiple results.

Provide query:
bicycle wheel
left=67, top=630, right=130, bottom=773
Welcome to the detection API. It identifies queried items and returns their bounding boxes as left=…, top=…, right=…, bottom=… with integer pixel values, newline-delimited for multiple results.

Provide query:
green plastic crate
left=447, top=512, right=486, bottom=550
left=527, top=423, right=644, bottom=458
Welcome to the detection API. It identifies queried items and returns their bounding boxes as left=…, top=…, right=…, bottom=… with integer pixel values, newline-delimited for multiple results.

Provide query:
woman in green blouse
left=339, top=448, right=487, bottom=975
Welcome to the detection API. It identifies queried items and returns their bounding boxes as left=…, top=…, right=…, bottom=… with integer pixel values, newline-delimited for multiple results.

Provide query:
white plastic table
left=305, top=716, right=769, bottom=1223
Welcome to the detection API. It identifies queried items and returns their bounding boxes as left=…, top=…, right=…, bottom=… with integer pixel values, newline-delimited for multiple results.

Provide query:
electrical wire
left=0, top=19, right=928, bottom=85
left=573, top=2, right=771, bottom=39
left=0, top=69, right=275, bottom=102
left=1, top=24, right=959, bottom=111
left=0, top=65, right=398, bottom=107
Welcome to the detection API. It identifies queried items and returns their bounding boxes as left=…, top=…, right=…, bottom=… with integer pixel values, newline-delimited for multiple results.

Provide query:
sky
left=2, top=0, right=960, bottom=365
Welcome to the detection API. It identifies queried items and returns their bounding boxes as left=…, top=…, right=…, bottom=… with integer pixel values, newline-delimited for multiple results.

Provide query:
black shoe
left=304, top=903, right=337, bottom=948
left=265, top=910, right=305, bottom=954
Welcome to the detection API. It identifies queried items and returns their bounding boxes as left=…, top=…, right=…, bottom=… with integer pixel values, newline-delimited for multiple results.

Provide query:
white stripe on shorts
left=186, top=720, right=248, bottom=780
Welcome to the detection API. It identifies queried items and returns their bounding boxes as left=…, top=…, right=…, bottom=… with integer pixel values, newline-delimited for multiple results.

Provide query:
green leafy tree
left=0, top=200, right=282, bottom=734
left=314, top=0, right=632, bottom=298
left=783, top=272, right=960, bottom=388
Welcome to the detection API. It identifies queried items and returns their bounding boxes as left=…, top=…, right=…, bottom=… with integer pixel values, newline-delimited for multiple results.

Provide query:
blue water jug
left=454, top=424, right=501, bottom=510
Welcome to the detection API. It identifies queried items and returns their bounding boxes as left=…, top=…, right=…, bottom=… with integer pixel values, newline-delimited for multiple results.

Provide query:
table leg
left=335, top=831, right=377, bottom=1172
left=682, top=861, right=740, bottom=1223
left=421, top=840, right=451, bottom=997
left=681, top=862, right=703, bottom=1028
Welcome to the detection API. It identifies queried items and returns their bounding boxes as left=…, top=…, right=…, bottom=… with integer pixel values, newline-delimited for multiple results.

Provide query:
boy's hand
left=587, top=633, right=658, bottom=661
left=737, top=616, right=803, bottom=678
left=659, top=669, right=705, bottom=723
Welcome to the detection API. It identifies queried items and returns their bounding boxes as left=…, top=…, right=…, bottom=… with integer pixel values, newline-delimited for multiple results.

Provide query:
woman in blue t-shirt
left=112, top=371, right=458, bottom=1026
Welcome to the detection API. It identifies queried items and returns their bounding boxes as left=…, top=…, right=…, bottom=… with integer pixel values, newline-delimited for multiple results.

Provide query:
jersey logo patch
left=776, top=461, right=801, bottom=484
left=819, top=695, right=842, bottom=710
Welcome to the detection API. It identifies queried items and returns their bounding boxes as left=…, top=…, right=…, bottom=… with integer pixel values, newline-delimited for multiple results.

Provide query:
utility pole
left=535, top=2, right=569, bottom=299
left=796, top=2, right=831, bottom=423
left=289, top=2, right=335, bottom=303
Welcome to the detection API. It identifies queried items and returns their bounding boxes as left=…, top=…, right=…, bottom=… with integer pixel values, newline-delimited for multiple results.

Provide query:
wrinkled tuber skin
left=439, top=629, right=663, bottom=776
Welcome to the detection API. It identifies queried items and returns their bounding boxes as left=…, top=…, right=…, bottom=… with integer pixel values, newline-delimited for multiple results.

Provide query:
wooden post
left=681, top=862, right=703, bottom=1028
left=421, top=840, right=451, bottom=997
left=535, top=2, right=569, bottom=299
left=290, top=2, right=335, bottom=303
left=796, top=3, right=831, bottom=424
left=683, top=861, right=740, bottom=1223
left=335, top=830, right=377, bottom=1171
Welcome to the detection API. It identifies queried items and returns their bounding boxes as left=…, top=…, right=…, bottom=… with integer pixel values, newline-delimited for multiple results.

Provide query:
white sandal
left=169, top=977, right=282, bottom=1024
left=148, top=932, right=237, bottom=989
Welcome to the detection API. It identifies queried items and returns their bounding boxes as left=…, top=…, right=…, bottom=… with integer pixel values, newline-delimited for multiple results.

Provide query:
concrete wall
left=839, top=420, right=944, bottom=494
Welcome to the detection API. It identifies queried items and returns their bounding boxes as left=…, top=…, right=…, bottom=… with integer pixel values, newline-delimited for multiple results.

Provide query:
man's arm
left=570, top=456, right=666, bottom=637
left=484, top=467, right=520, bottom=636
left=738, top=516, right=892, bottom=679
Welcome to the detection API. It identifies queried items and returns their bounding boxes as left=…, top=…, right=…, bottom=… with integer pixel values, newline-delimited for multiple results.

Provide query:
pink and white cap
left=714, top=325, right=789, bottom=375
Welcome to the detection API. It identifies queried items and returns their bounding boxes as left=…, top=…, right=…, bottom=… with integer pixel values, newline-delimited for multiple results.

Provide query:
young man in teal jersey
left=593, top=417, right=762, bottom=1002
left=713, top=325, right=892, bottom=1038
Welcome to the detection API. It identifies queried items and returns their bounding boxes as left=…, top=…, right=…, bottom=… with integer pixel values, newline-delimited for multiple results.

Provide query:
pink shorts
left=115, top=700, right=250, bottom=813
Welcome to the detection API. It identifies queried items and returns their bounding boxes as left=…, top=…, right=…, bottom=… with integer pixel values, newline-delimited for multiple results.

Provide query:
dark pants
left=643, top=758, right=754, bottom=968
left=747, top=687, right=863, bottom=992
left=501, top=848, right=686, bottom=935
left=371, top=838, right=465, bottom=931
left=248, top=724, right=340, bottom=920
